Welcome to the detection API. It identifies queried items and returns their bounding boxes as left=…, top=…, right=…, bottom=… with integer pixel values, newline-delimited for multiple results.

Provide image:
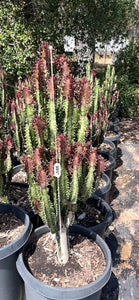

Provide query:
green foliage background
left=0, top=0, right=136, bottom=95
left=115, top=39, right=139, bottom=117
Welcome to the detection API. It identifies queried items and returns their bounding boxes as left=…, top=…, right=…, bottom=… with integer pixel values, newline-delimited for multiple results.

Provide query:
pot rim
left=16, top=224, right=112, bottom=299
left=85, top=194, right=113, bottom=232
left=0, top=203, right=32, bottom=260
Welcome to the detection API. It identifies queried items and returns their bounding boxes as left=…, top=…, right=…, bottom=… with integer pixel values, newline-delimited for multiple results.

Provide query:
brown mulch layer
left=26, top=232, right=106, bottom=288
left=11, top=170, right=27, bottom=183
left=76, top=204, right=105, bottom=228
left=0, top=213, right=25, bottom=248
left=104, top=158, right=111, bottom=169
left=7, top=185, right=31, bottom=213
left=98, top=142, right=113, bottom=152
left=95, top=178, right=107, bottom=190
left=105, top=131, right=120, bottom=138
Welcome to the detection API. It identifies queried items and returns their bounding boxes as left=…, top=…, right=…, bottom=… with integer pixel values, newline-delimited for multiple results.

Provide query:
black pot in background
left=10, top=164, right=43, bottom=229
left=107, top=121, right=120, bottom=134
left=16, top=224, right=112, bottom=300
left=28, top=210, right=44, bottom=229
left=0, top=203, right=32, bottom=300
left=77, top=194, right=113, bottom=238
left=98, top=138, right=116, bottom=159
left=93, top=173, right=111, bottom=204
left=97, top=153, right=116, bottom=182
left=105, top=132, right=121, bottom=160
left=11, top=164, right=29, bottom=189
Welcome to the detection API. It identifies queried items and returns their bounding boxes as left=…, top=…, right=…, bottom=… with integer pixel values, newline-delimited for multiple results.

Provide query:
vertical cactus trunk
left=55, top=223, right=69, bottom=264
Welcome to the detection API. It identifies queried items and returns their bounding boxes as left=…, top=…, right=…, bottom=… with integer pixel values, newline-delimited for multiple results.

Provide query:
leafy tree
left=0, top=1, right=38, bottom=95
left=115, top=38, right=139, bottom=117
left=115, top=39, right=139, bottom=84
left=0, top=0, right=137, bottom=89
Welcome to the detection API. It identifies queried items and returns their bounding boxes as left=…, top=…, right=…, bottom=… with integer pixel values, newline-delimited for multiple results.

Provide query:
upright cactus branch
left=0, top=69, right=13, bottom=201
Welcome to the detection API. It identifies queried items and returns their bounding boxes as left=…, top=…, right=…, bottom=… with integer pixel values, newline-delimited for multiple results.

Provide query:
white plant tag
left=54, top=163, right=61, bottom=178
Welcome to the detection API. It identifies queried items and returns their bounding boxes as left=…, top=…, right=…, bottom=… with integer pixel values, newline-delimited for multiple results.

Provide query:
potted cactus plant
left=12, top=43, right=112, bottom=299
left=0, top=69, right=32, bottom=300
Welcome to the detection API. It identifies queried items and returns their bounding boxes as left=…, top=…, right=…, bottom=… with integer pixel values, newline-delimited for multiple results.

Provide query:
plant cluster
left=115, top=39, right=139, bottom=84
left=0, top=42, right=119, bottom=264
left=86, top=64, right=119, bottom=146
left=116, top=74, right=139, bottom=118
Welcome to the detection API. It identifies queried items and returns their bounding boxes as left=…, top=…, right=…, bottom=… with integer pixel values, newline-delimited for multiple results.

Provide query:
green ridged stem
left=25, top=123, right=33, bottom=156
left=77, top=104, right=88, bottom=145
left=71, top=168, right=79, bottom=204
left=81, top=166, right=95, bottom=201
left=86, top=62, right=91, bottom=81
left=51, top=178, right=58, bottom=220
left=63, top=98, right=69, bottom=134
left=5, top=151, right=12, bottom=173
left=59, top=157, right=70, bottom=207
left=41, top=188, right=56, bottom=233
left=93, top=78, right=100, bottom=114
left=67, top=100, right=75, bottom=143
left=47, top=99, right=57, bottom=147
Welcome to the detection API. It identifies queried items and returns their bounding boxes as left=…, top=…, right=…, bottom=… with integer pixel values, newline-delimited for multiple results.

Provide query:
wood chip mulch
left=26, top=232, right=106, bottom=288
left=0, top=213, right=25, bottom=248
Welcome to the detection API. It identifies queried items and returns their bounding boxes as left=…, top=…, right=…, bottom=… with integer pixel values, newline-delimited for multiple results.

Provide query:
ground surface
left=101, top=117, right=139, bottom=300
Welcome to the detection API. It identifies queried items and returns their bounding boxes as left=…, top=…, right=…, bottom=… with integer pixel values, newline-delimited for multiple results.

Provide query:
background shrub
left=117, top=75, right=139, bottom=117
left=115, top=39, right=139, bottom=84
left=114, top=39, right=139, bottom=117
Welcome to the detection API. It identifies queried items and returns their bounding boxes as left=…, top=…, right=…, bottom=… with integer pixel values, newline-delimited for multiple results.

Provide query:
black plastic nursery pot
left=10, top=164, right=43, bottom=229
left=97, top=153, right=116, bottom=183
left=11, top=164, right=29, bottom=189
left=0, top=203, right=32, bottom=300
left=112, top=117, right=119, bottom=126
left=85, top=195, right=113, bottom=237
left=98, top=138, right=116, bottom=159
left=93, top=173, right=111, bottom=204
left=16, top=225, right=112, bottom=300
left=105, top=132, right=121, bottom=159
left=105, top=155, right=115, bottom=182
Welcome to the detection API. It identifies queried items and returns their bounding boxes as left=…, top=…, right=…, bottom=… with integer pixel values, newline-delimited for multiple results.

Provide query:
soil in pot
left=93, top=177, right=107, bottom=192
left=106, top=131, right=119, bottom=138
left=93, top=173, right=111, bottom=203
left=76, top=202, right=105, bottom=228
left=17, top=225, right=112, bottom=300
left=0, top=212, right=25, bottom=247
left=98, top=154, right=116, bottom=182
left=11, top=170, right=27, bottom=184
left=0, top=203, right=32, bottom=300
left=98, top=142, right=113, bottom=153
left=7, top=185, right=32, bottom=213
left=24, top=231, right=106, bottom=288
left=7, top=185, right=44, bottom=229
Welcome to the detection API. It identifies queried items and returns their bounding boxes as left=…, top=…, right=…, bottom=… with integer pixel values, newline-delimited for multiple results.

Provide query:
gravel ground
left=101, top=117, right=139, bottom=300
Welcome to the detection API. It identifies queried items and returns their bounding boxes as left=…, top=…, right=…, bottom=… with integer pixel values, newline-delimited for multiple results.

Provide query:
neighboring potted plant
left=0, top=70, right=32, bottom=300
left=12, top=43, right=112, bottom=299
left=86, top=63, right=119, bottom=149
left=0, top=202, right=32, bottom=300
left=75, top=194, right=113, bottom=238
